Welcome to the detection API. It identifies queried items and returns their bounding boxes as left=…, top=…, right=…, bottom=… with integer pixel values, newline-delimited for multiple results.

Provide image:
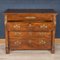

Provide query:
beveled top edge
left=4, top=9, right=57, bottom=14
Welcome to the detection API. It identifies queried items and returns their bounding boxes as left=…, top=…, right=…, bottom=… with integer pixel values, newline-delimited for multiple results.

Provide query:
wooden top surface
left=4, top=9, right=57, bottom=13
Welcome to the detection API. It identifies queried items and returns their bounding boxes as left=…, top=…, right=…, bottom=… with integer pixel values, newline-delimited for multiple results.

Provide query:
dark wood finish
left=4, top=9, right=56, bottom=13
left=4, top=9, right=57, bottom=54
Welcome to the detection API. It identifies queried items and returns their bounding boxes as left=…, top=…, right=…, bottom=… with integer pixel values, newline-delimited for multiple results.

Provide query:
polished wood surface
left=7, top=22, right=54, bottom=31
left=9, top=38, right=51, bottom=50
left=6, top=14, right=54, bottom=21
left=4, top=9, right=57, bottom=54
left=9, top=32, right=51, bottom=39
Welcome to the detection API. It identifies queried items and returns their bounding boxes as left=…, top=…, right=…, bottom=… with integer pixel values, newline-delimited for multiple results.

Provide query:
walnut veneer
left=4, top=9, right=57, bottom=54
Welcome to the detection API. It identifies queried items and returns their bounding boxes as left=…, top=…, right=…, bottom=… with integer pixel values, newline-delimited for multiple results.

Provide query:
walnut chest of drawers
left=4, top=9, right=57, bottom=54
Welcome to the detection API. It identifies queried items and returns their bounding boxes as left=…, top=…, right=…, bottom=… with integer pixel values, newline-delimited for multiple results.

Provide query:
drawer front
left=31, top=22, right=54, bottom=31
left=9, top=32, right=29, bottom=39
left=7, top=14, right=37, bottom=20
left=7, top=22, right=29, bottom=31
left=26, top=38, right=51, bottom=49
left=29, top=32, right=51, bottom=39
left=7, top=22, right=54, bottom=31
left=9, top=32, right=51, bottom=39
left=10, top=38, right=51, bottom=50
left=9, top=39, right=25, bottom=50
left=7, top=13, right=53, bottom=21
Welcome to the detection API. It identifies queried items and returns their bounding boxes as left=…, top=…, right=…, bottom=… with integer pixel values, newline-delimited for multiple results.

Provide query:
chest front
left=4, top=9, right=57, bottom=54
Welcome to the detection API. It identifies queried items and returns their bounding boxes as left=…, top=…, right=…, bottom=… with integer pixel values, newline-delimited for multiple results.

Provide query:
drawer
left=26, top=38, right=51, bottom=49
left=7, top=14, right=37, bottom=20
left=9, top=32, right=29, bottom=39
left=9, top=32, right=51, bottom=39
left=7, top=13, right=53, bottom=21
left=31, top=22, right=54, bottom=31
left=29, top=32, right=51, bottom=39
left=9, top=38, right=51, bottom=50
left=7, top=22, right=29, bottom=31
left=9, top=39, right=26, bottom=50
left=7, top=22, right=54, bottom=31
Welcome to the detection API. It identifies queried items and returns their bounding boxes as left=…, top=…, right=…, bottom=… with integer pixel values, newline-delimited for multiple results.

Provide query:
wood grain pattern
left=31, top=22, right=54, bottom=31
left=7, top=22, right=54, bottom=31
left=7, top=13, right=53, bottom=21
left=9, top=32, right=51, bottom=39
left=9, top=38, right=51, bottom=50
left=7, top=22, right=29, bottom=31
left=4, top=9, right=57, bottom=54
left=5, top=15, right=10, bottom=54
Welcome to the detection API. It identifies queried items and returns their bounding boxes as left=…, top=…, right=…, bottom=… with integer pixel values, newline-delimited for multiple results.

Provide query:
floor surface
left=0, top=43, right=60, bottom=60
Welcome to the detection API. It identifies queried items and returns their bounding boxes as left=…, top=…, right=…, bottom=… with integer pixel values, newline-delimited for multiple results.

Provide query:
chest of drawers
left=4, top=9, right=57, bottom=54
